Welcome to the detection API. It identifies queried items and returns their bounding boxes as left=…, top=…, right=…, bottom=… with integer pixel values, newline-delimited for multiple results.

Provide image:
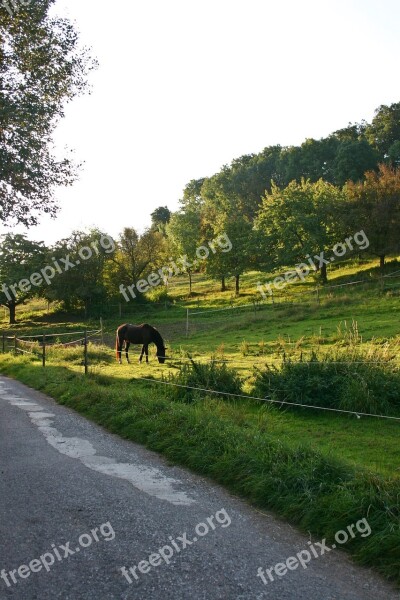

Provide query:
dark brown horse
left=116, top=323, right=166, bottom=364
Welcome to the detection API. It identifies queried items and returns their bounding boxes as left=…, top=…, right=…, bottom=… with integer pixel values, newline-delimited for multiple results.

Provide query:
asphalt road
left=0, top=375, right=398, bottom=600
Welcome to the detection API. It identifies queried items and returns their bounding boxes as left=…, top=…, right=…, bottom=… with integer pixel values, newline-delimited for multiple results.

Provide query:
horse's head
left=157, top=345, right=166, bottom=364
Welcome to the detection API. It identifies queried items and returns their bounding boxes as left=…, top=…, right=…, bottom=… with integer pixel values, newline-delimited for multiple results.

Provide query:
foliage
left=163, top=359, right=242, bottom=403
left=255, top=178, right=347, bottom=282
left=43, top=229, right=113, bottom=311
left=0, top=233, right=47, bottom=322
left=104, top=227, right=167, bottom=299
left=344, top=164, right=400, bottom=267
left=166, top=209, right=202, bottom=294
left=253, top=349, right=400, bottom=415
left=0, top=0, right=97, bottom=226
left=150, top=206, right=171, bottom=235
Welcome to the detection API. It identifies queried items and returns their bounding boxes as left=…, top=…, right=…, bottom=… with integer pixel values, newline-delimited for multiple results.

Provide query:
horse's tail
left=116, top=325, right=125, bottom=361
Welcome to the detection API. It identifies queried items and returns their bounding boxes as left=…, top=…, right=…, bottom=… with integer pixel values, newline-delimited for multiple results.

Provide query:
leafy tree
left=150, top=206, right=171, bottom=235
left=44, top=229, right=114, bottom=313
left=366, top=102, right=400, bottom=159
left=0, top=234, right=47, bottom=323
left=205, top=215, right=254, bottom=294
left=387, top=141, right=400, bottom=167
left=105, top=227, right=167, bottom=300
left=0, top=1, right=97, bottom=226
left=166, top=210, right=201, bottom=295
left=180, top=178, right=206, bottom=210
left=344, top=164, right=400, bottom=269
left=201, top=178, right=257, bottom=293
left=255, top=179, right=347, bottom=283
left=280, top=137, right=339, bottom=185
left=333, top=139, right=379, bottom=186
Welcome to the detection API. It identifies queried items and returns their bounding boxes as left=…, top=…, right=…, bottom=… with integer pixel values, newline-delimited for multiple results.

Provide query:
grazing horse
left=116, top=323, right=166, bottom=364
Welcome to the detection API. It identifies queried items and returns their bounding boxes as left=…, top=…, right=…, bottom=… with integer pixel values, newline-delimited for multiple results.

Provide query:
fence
left=2, top=327, right=103, bottom=375
left=184, top=271, right=400, bottom=336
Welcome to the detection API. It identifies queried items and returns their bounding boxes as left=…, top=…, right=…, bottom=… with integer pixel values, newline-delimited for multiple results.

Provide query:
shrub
left=253, top=350, right=400, bottom=415
left=163, top=359, right=243, bottom=403
left=145, top=285, right=172, bottom=304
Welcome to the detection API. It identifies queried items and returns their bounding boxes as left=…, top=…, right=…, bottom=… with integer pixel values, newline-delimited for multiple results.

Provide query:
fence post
left=14, top=335, right=17, bottom=356
left=316, top=286, right=320, bottom=305
left=84, top=329, right=88, bottom=375
left=100, top=317, right=104, bottom=345
left=119, top=303, right=122, bottom=318
left=42, top=334, right=46, bottom=367
left=2, top=333, right=4, bottom=353
left=186, top=309, right=189, bottom=338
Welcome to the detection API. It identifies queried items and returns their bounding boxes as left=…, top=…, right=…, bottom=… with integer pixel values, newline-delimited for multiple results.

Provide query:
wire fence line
left=2, top=326, right=400, bottom=422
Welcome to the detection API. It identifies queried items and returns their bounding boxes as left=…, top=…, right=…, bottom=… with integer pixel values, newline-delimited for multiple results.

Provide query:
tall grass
left=162, top=359, right=243, bottom=403
left=253, top=345, right=400, bottom=415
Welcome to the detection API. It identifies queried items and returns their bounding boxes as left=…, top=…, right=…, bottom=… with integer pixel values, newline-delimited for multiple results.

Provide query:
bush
left=164, top=359, right=243, bottom=403
left=253, top=351, right=400, bottom=415
left=145, top=285, right=173, bottom=304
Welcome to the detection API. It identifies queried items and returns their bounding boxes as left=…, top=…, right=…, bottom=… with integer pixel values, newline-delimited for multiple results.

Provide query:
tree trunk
left=221, top=276, right=227, bottom=292
left=235, top=274, right=240, bottom=295
left=320, top=263, right=328, bottom=284
left=9, top=303, right=16, bottom=325
left=379, top=255, right=385, bottom=270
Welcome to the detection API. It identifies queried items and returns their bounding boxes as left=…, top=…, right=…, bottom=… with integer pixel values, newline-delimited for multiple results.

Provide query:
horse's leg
left=145, top=344, right=149, bottom=363
left=117, top=335, right=122, bottom=364
left=139, top=345, right=145, bottom=363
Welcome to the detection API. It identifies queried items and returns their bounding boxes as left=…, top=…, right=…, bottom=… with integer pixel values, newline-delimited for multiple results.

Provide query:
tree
left=0, top=1, right=97, bottom=226
left=180, top=178, right=206, bottom=210
left=166, top=210, right=201, bottom=295
left=44, top=229, right=114, bottom=314
left=150, top=206, right=171, bottom=235
left=105, top=227, right=167, bottom=300
left=255, top=179, right=347, bottom=283
left=366, top=102, right=400, bottom=159
left=201, top=178, right=256, bottom=294
left=280, top=137, right=339, bottom=185
left=344, top=164, right=400, bottom=269
left=387, top=141, right=400, bottom=167
left=0, top=234, right=47, bottom=323
left=333, top=139, right=379, bottom=186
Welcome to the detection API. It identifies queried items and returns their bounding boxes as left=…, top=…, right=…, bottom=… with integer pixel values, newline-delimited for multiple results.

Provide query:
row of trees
left=1, top=162, right=399, bottom=323
left=165, top=102, right=400, bottom=292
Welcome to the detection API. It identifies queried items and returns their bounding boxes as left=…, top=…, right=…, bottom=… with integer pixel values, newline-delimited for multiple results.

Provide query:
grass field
left=1, top=255, right=400, bottom=583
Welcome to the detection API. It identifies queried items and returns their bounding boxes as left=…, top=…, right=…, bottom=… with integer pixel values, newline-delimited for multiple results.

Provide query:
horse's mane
left=144, top=324, right=164, bottom=348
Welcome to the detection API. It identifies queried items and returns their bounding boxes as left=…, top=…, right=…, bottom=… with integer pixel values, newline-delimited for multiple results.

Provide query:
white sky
left=4, top=0, right=400, bottom=245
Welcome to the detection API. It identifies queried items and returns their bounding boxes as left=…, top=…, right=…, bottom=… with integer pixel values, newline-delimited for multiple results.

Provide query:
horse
left=115, top=323, right=166, bottom=364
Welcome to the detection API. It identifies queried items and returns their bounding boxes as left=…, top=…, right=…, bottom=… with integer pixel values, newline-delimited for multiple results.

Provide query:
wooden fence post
left=186, top=309, right=189, bottom=338
left=14, top=335, right=17, bottom=356
left=2, top=333, right=5, bottom=353
left=42, top=334, right=46, bottom=367
left=84, top=329, right=88, bottom=375
left=100, top=317, right=104, bottom=345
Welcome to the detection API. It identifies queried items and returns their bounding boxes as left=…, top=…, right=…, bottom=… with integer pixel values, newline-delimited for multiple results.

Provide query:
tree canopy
left=0, top=0, right=96, bottom=226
